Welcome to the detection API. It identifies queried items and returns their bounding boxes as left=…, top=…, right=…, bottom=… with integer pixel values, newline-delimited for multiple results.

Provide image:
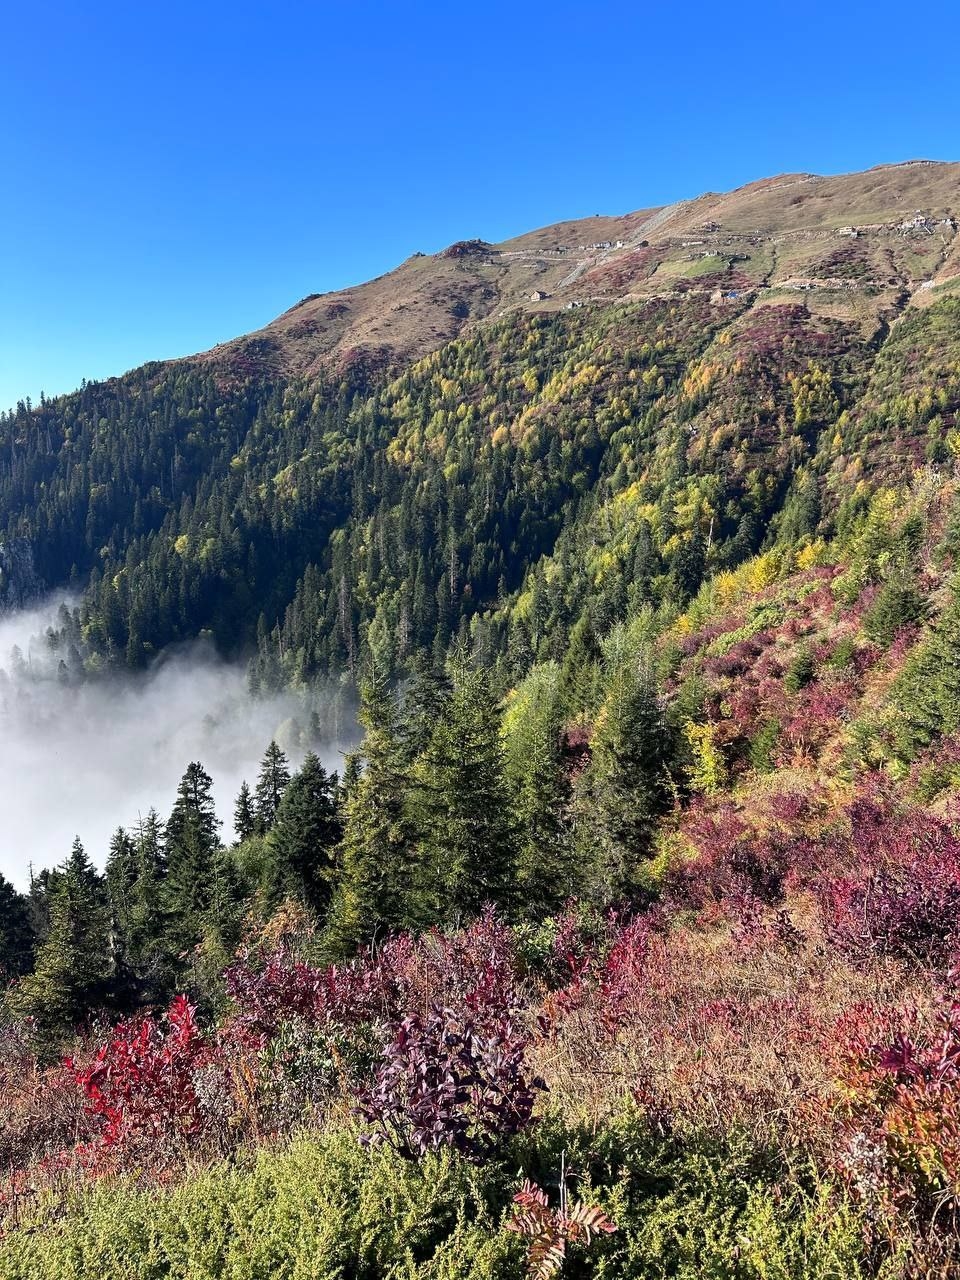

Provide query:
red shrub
left=830, top=997, right=960, bottom=1243
left=67, top=996, right=219, bottom=1167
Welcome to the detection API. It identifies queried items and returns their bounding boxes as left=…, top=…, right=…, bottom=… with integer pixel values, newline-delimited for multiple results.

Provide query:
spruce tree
left=233, top=780, right=256, bottom=843
left=163, top=762, right=223, bottom=955
left=328, top=679, right=418, bottom=953
left=575, top=650, right=675, bottom=901
left=253, top=741, right=291, bottom=832
left=0, top=873, right=33, bottom=979
left=558, top=612, right=601, bottom=720
left=892, top=587, right=960, bottom=759
left=504, top=663, right=575, bottom=919
left=9, top=839, right=111, bottom=1053
left=104, top=826, right=137, bottom=998
left=268, top=752, right=341, bottom=913
left=412, top=656, right=517, bottom=922
left=127, top=809, right=170, bottom=995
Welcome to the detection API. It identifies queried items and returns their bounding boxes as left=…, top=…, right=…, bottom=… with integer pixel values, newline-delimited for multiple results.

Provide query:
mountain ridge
left=181, top=159, right=959, bottom=386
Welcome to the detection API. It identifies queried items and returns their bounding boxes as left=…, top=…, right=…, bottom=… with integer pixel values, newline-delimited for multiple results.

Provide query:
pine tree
left=0, top=873, right=33, bottom=979
left=163, top=762, right=223, bottom=956
left=104, top=826, right=137, bottom=997
left=575, top=650, right=675, bottom=901
left=253, top=741, right=291, bottom=833
left=413, top=656, right=517, bottom=922
left=127, top=809, right=170, bottom=995
left=9, top=839, right=111, bottom=1053
left=503, top=663, right=575, bottom=919
left=268, top=752, right=342, bottom=913
left=558, top=612, right=600, bottom=720
left=328, top=679, right=418, bottom=954
left=233, top=781, right=256, bottom=843
left=893, top=587, right=960, bottom=759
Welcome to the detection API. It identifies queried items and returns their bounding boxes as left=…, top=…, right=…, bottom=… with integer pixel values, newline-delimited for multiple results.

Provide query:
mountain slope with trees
left=2, top=160, right=960, bottom=1278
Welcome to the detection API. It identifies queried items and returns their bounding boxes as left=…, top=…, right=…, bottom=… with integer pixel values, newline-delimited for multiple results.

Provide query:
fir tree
left=233, top=780, right=256, bottom=843
left=575, top=649, right=675, bottom=901
left=163, top=762, right=223, bottom=955
left=9, top=839, right=111, bottom=1053
left=104, top=826, right=137, bottom=996
left=268, top=752, right=341, bottom=913
left=558, top=612, right=600, bottom=720
left=0, top=873, right=33, bottom=979
left=253, top=741, right=291, bottom=833
left=412, top=656, right=517, bottom=922
left=127, top=809, right=170, bottom=995
left=328, top=679, right=418, bottom=954
left=504, top=663, right=575, bottom=918
left=893, top=586, right=960, bottom=759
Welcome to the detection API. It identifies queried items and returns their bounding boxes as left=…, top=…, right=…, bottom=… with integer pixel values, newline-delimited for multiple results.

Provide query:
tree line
left=0, top=639, right=679, bottom=1053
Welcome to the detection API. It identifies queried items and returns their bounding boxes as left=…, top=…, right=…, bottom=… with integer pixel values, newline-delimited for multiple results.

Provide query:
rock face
left=0, top=540, right=43, bottom=612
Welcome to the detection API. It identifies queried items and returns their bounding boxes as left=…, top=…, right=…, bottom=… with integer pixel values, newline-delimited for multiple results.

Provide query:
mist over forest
left=0, top=598, right=343, bottom=887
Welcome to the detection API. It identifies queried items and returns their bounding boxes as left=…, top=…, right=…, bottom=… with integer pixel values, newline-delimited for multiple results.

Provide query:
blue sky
left=2, top=0, right=957, bottom=411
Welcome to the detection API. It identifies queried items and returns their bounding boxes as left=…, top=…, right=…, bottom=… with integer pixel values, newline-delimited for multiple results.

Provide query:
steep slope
left=191, top=160, right=960, bottom=383
left=0, top=160, right=957, bottom=682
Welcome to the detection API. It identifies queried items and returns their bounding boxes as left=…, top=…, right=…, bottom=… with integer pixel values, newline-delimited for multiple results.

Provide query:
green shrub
left=0, top=1134, right=522, bottom=1280
left=749, top=718, right=782, bottom=772
left=862, top=575, right=927, bottom=648
left=825, top=635, right=856, bottom=671
left=0, top=1116, right=883, bottom=1280
left=784, top=647, right=816, bottom=694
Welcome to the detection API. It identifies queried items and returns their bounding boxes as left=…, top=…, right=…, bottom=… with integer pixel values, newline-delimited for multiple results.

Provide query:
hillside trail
left=557, top=200, right=691, bottom=290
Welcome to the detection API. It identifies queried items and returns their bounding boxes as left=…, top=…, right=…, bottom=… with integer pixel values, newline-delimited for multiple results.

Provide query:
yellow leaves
left=796, top=539, right=827, bottom=570
left=711, top=570, right=740, bottom=610
left=681, top=361, right=719, bottom=402
left=790, top=363, right=840, bottom=428
left=746, top=551, right=780, bottom=593
left=684, top=720, right=727, bottom=795
left=173, top=534, right=190, bottom=557
left=491, top=424, right=509, bottom=448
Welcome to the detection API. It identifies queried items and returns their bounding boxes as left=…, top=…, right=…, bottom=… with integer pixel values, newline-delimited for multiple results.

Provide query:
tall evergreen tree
left=0, top=873, right=33, bottom=979
left=233, top=781, right=256, bottom=843
left=9, top=839, right=111, bottom=1053
left=127, top=809, right=170, bottom=995
left=253, top=741, right=291, bottom=833
left=503, top=663, right=575, bottom=918
left=163, top=762, right=224, bottom=955
left=328, top=680, right=418, bottom=954
left=892, top=586, right=960, bottom=759
left=558, top=612, right=601, bottom=720
left=575, top=648, right=675, bottom=901
left=268, top=752, right=341, bottom=913
left=104, top=826, right=137, bottom=996
left=412, top=656, right=517, bottom=922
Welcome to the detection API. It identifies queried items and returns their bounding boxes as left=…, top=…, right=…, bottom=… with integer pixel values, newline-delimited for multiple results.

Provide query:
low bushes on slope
left=0, top=1120, right=881, bottom=1280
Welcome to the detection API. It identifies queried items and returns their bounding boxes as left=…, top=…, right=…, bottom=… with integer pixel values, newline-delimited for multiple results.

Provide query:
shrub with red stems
left=66, top=995, right=226, bottom=1170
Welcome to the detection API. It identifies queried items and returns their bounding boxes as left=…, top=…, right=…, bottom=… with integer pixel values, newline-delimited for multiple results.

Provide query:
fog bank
left=0, top=600, right=347, bottom=888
